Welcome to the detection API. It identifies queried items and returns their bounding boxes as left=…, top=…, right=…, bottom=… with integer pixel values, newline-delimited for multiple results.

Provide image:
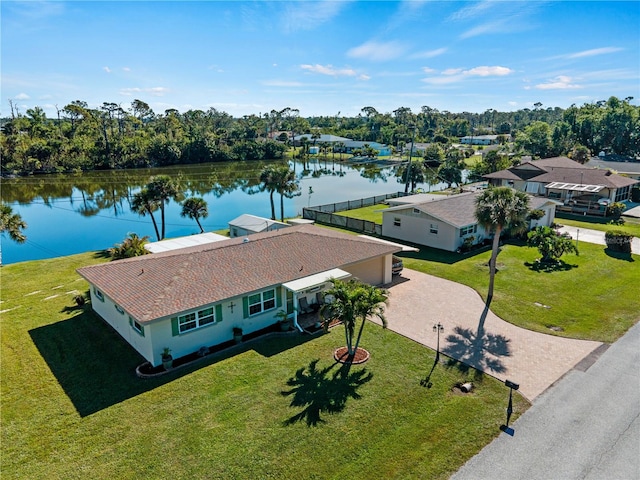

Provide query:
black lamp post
left=433, top=322, right=444, bottom=361
left=500, top=379, right=519, bottom=436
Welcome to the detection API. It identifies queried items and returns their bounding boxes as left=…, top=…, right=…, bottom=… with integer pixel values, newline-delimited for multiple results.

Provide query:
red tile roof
left=77, top=225, right=399, bottom=322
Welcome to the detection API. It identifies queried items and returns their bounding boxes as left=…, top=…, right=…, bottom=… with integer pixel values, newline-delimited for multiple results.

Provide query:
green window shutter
left=171, top=317, right=179, bottom=336
left=242, top=297, right=249, bottom=319
left=215, top=304, right=223, bottom=322
left=276, top=286, right=282, bottom=308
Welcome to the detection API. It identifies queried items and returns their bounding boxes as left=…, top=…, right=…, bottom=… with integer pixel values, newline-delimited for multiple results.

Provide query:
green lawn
left=556, top=214, right=640, bottom=238
left=334, top=204, right=388, bottom=223
left=400, top=241, right=639, bottom=343
left=1, top=253, right=527, bottom=480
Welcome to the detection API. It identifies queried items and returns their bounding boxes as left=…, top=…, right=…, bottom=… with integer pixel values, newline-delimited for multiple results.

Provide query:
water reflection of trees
left=0, top=159, right=397, bottom=219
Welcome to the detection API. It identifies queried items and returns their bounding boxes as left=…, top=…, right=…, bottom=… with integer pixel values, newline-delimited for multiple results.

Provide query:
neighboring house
left=484, top=157, right=639, bottom=210
left=382, top=192, right=559, bottom=252
left=585, top=157, right=640, bottom=181
left=343, top=140, right=392, bottom=156
left=292, top=134, right=351, bottom=146
left=460, top=135, right=499, bottom=145
left=77, top=225, right=400, bottom=367
left=229, top=214, right=290, bottom=238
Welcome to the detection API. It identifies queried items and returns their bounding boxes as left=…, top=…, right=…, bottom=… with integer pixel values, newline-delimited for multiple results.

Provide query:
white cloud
left=566, top=47, right=623, bottom=59
left=122, top=67, right=131, bottom=72
left=422, top=75, right=464, bottom=85
left=508, top=101, right=518, bottom=107
left=535, top=76, right=581, bottom=90
left=464, top=66, right=513, bottom=76
left=301, top=64, right=357, bottom=77
left=14, top=92, right=30, bottom=100
left=449, top=1, right=496, bottom=21
left=358, top=74, right=371, bottom=81
left=103, top=66, right=112, bottom=73
left=119, top=87, right=169, bottom=97
left=422, top=67, right=436, bottom=74
left=347, top=41, right=406, bottom=62
left=282, top=1, right=347, bottom=32
left=442, top=68, right=463, bottom=75
left=411, top=47, right=447, bottom=59
left=262, top=80, right=304, bottom=87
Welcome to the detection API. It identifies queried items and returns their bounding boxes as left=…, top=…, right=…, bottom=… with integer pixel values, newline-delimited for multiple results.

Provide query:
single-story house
left=585, top=157, right=640, bottom=181
left=77, top=225, right=400, bottom=367
left=229, top=214, right=290, bottom=238
left=381, top=192, right=559, bottom=252
left=460, top=135, right=500, bottom=145
left=484, top=157, right=639, bottom=209
left=292, top=134, right=351, bottom=146
left=343, top=140, right=392, bottom=156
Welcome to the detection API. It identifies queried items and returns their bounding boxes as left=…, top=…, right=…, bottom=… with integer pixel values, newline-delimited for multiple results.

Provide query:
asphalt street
left=452, top=321, right=640, bottom=480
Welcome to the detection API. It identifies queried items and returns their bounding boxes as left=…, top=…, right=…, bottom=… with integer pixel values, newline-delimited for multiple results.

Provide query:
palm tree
left=259, top=165, right=279, bottom=220
left=0, top=204, right=27, bottom=243
left=320, top=279, right=388, bottom=358
left=274, top=165, right=300, bottom=222
left=0, top=204, right=27, bottom=265
left=131, top=187, right=161, bottom=241
left=181, top=197, right=209, bottom=233
left=474, top=187, right=530, bottom=303
left=146, top=175, right=179, bottom=240
left=108, top=232, right=150, bottom=260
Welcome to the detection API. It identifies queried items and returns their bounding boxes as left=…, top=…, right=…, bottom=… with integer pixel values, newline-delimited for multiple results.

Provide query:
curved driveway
left=379, top=269, right=602, bottom=402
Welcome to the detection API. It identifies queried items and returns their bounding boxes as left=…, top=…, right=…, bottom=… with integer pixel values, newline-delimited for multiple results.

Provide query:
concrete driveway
left=378, top=269, right=603, bottom=402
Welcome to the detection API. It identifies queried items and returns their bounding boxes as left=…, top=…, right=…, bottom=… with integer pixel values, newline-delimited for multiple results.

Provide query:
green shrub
left=605, top=230, right=633, bottom=253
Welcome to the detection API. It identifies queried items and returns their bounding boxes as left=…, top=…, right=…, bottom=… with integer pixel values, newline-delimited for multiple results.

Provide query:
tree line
left=1, top=96, right=637, bottom=176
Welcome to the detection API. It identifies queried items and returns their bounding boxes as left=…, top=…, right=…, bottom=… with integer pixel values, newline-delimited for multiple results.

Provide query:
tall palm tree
left=131, top=187, right=161, bottom=241
left=274, top=165, right=300, bottom=222
left=146, top=175, right=179, bottom=240
left=259, top=165, right=279, bottom=220
left=474, top=187, right=530, bottom=303
left=1, top=203, right=27, bottom=265
left=181, top=197, right=209, bottom=233
left=320, top=279, right=388, bottom=357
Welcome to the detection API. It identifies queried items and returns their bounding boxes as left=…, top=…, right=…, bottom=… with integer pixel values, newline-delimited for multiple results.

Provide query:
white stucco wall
left=382, top=210, right=459, bottom=251
left=88, top=285, right=153, bottom=363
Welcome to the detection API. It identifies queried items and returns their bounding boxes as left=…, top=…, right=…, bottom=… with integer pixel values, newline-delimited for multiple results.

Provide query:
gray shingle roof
left=484, top=156, right=639, bottom=188
left=77, top=225, right=399, bottom=323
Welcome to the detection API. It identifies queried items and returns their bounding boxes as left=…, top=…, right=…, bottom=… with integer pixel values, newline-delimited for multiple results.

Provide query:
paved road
left=557, top=225, right=640, bottom=254
left=452, top=321, right=640, bottom=480
left=382, top=269, right=602, bottom=402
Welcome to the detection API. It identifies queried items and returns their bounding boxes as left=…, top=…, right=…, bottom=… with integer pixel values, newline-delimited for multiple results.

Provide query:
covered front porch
left=282, top=268, right=351, bottom=333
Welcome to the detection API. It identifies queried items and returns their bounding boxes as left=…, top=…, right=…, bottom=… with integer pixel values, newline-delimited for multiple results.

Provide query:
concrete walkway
left=378, top=269, right=602, bottom=402
left=557, top=225, right=640, bottom=254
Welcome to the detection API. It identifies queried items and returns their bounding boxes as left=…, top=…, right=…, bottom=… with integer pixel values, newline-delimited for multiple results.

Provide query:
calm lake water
left=1, top=159, right=450, bottom=265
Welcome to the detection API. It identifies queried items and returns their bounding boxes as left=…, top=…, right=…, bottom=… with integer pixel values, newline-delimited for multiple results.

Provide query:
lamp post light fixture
left=500, top=379, right=520, bottom=436
left=433, top=322, right=444, bottom=361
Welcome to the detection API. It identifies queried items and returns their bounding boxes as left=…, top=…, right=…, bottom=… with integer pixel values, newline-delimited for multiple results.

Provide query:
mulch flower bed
left=333, top=346, right=370, bottom=364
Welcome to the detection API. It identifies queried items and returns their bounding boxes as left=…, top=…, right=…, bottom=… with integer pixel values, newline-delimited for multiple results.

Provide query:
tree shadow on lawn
left=524, top=259, right=578, bottom=273
left=281, top=359, right=372, bottom=427
left=30, top=309, right=319, bottom=418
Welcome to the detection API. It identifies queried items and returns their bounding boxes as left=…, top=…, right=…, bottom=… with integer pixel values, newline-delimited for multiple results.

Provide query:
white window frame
left=114, top=304, right=125, bottom=315
left=93, top=287, right=104, bottom=302
left=393, top=217, right=401, bottom=227
left=130, top=317, right=144, bottom=335
left=429, top=223, right=439, bottom=234
left=413, top=208, right=420, bottom=214
left=178, top=307, right=217, bottom=334
left=460, top=225, right=477, bottom=237
left=248, top=289, right=276, bottom=316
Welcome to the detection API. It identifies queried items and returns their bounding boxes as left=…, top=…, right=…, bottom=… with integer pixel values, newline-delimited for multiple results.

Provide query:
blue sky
left=2, top=1, right=639, bottom=118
